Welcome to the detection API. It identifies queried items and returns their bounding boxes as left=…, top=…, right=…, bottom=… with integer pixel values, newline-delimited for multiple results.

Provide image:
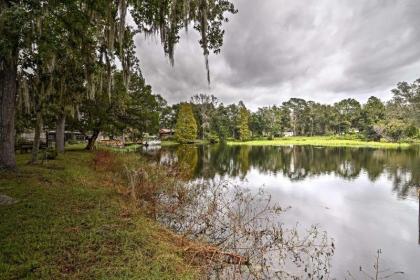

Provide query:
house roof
left=159, top=128, right=174, bottom=134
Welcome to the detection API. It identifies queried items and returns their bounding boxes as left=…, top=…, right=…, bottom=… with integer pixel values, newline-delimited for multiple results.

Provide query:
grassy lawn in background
left=0, top=147, right=197, bottom=280
left=161, top=140, right=179, bottom=146
left=161, top=139, right=209, bottom=146
left=227, top=136, right=415, bottom=149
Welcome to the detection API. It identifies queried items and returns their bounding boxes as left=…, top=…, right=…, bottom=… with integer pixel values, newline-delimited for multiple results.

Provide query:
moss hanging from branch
left=131, top=0, right=236, bottom=84
left=18, top=77, right=31, bottom=114
left=118, top=0, right=128, bottom=54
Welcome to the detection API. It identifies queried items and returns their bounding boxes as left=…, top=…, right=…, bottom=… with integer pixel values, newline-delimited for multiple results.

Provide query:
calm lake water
left=143, top=144, right=420, bottom=279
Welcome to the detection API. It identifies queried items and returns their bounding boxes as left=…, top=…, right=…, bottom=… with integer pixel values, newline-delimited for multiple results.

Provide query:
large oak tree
left=0, top=0, right=236, bottom=169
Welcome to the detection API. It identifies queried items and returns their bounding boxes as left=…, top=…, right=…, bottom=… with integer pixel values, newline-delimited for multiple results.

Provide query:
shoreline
left=0, top=148, right=197, bottom=279
left=226, top=136, right=415, bottom=149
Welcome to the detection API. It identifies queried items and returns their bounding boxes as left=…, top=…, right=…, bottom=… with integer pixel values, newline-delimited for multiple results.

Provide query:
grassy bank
left=0, top=148, right=197, bottom=279
left=227, top=136, right=414, bottom=149
left=161, top=139, right=209, bottom=146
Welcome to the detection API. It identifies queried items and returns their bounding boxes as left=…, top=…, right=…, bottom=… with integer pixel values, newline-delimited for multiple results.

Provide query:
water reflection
left=143, top=144, right=420, bottom=278
left=151, top=145, right=420, bottom=199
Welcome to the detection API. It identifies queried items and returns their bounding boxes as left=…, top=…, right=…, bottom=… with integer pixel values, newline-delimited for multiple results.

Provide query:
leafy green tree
left=361, top=96, right=385, bottom=140
left=334, top=98, right=362, bottom=133
left=1, top=1, right=53, bottom=167
left=363, top=96, right=385, bottom=124
left=308, top=103, right=336, bottom=135
left=238, top=104, right=250, bottom=141
left=157, top=99, right=178, bottom=129
left=250, top=106, right=282, bottom=137
left=175, top=103, right=198, bottom=143
left=191, top=94, right=219, bottom=139
left=117, top=71, right=162, bottom=141
left=226, top=104, right=240, bottom=138
left=280, top=106, right=292, bottom=133
left=384, top=119, right=407, bottom=142
left=75, top=69, right=161, bottom=150
left=210, top=104, right=231, bottom=141
left=77, top=71, right=127, bottom=150
left=249, top=110, right=265, bottom=137
left=1, top=0, right=237, bottom=169
left=389, top=78, right=420, bottom=126
left=283, top=98, right=309, bottom=135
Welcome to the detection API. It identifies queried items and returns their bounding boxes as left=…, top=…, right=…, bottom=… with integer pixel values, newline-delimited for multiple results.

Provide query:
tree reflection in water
left=142, top=144, right=420, bottom=278
left=150, top=144, right=420, bottom=199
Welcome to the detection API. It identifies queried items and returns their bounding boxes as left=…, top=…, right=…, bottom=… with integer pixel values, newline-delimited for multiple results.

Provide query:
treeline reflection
left=147, top=145, right=420, bottom=199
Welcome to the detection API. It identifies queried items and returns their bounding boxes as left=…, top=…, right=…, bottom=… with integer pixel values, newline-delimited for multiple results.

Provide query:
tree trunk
left=30, top=111, right=43, bottom=163
left=55, top=113, right=66, bottom=153
left=85, top=129, right=100, bottom=151
left=0, top=48, right=18, bottom=170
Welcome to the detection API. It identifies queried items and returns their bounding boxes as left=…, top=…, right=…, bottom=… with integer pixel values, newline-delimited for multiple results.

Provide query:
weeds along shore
left=1, top=147, right=334, bottom=279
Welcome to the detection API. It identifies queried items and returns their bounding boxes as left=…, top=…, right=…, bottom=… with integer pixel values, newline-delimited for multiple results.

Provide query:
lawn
left=0, top=148, right=197, bottom=280
left=227, top=136, right=414, bottom=149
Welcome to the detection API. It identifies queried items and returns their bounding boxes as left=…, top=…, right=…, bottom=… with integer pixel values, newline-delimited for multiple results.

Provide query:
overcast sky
left=135, top=0, right=420, bottom=110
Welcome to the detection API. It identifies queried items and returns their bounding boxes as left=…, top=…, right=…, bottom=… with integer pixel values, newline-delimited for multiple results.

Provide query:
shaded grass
left=161, top=140, right=209, bottom=146
left=0, top=149, right=197, bottom=279
left=161, top=140, right=179, bottom=147
left=227, top=136, right=413, bottom=149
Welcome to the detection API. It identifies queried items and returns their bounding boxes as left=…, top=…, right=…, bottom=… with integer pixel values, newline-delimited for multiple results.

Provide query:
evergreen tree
left=238, top=105, right=250, bottom=141
left=175, top=104, right=198, bottom=143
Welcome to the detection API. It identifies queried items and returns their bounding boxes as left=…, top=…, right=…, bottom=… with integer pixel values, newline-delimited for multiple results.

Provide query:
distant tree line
left=168, top=79, right=420, bottom=143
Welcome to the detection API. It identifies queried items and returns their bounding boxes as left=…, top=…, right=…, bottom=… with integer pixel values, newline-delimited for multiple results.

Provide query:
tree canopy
left=166, top=78, right=419, bottom=143
left=175, top=103, right=198, bottom=143
left=0, top=0, right=237, bottom=168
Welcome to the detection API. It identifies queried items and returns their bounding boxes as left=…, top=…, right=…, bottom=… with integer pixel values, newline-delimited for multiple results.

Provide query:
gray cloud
left=135, top=0, right=420, bottom=110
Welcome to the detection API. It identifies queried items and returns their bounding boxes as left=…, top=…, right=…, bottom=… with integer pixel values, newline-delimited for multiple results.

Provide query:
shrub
left=68, top=139, right=82, bottom=145
left=363, top=125, right=382, bottom=141
left=405, top=124, right=418, bottom=138
left=175, top=104, right=198, bottom=143
left=207, top=133, right=219, bottom=144
left=384, top=119, right=406, bottom=142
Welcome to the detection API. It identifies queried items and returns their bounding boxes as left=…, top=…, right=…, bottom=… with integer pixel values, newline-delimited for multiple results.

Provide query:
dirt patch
left=0, top=194, right=17, bottom=205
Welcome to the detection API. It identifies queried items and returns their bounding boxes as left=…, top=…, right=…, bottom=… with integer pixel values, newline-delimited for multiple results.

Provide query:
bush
left=207, top=133, right=219, bottom=144
left=68, top=139, right=83, bottom=145
left=363, top=125, right=382, bottom=141
left=405, top=125, right=418, bottom=138
left=384, top=119, right=406, bottom=142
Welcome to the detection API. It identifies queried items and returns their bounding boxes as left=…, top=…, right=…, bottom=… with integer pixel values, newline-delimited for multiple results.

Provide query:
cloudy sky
left=135, top=0, right=420, bottom=110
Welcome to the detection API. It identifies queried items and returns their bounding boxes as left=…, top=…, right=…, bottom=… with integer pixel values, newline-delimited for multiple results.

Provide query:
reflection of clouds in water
left=240, top=171, right=417, bottom=279
left=188, top=166, right=417, bottom=278
left=149, top=145, right=420, bottom=278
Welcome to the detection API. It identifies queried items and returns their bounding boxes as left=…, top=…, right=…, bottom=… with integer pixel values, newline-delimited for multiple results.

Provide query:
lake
left=143, top=144, right=420, bottom=279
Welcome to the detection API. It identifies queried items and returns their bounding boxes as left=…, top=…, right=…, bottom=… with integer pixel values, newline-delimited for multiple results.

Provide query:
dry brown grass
left=93, top=150, right=335, bottom=279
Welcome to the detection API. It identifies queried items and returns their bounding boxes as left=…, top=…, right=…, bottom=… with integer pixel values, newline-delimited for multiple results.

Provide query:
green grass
left=161, top=140, right=179, bottom=146
left=0, top=149, right=197, bottom=279
left=161, top=139, right=210, bottom=146
left=227, top=136, right=413, bottom=149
